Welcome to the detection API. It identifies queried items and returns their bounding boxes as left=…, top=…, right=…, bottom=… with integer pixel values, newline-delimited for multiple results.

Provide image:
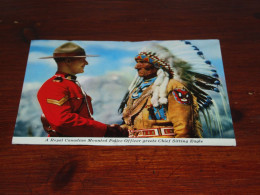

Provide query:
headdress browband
left=135, top=52, right=174, bottom=75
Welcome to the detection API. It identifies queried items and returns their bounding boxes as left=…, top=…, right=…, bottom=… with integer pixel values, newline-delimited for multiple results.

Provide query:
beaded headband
left=135, top=51, right=174, bottom=75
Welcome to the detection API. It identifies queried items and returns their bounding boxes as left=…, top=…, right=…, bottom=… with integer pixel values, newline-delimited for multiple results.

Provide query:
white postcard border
left=12, top=137, right=236, bottom=146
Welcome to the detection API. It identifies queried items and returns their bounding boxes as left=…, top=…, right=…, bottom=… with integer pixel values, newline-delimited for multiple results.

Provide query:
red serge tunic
left=37, top=72, right=107, bottom=137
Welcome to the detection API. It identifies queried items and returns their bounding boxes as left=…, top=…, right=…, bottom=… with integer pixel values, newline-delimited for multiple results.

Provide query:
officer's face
left=67, top=58, right=88, bottom=75
left=135, top=59, right=158, bottom=79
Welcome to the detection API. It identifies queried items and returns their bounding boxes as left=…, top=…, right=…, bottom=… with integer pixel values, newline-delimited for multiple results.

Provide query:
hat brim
left=39, top=55, right=99, bottom=59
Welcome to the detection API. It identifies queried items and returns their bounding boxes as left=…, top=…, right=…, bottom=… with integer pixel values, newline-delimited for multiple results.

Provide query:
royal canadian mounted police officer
left=37, top=42, right=128, bottom=137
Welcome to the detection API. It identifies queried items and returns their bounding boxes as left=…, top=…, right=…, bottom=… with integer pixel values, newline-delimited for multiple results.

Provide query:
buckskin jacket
left=122, top=78, right=202, bottom=138
left=37, top=71, right=107, bottom=137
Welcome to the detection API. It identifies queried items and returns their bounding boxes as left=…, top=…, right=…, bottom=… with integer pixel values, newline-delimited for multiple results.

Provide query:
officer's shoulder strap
left=52, top=76, right=63, bottom=83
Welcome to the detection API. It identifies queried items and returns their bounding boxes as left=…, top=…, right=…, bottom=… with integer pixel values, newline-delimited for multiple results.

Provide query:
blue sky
left=23, top=39, right=226, bottom=85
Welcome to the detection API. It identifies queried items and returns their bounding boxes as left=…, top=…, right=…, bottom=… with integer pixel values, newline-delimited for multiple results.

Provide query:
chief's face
left=68, top=58, right=88, bottom=75
left=135, top=59, right=158, bottom=79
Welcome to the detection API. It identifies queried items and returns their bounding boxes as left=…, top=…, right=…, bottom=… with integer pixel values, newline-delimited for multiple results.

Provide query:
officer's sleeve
left=167, top=81, right=193, bottom=138
left=37, top=83, right=107, bottom=137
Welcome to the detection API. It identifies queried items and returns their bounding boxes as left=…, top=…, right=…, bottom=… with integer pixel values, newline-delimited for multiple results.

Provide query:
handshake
left=105, top=124, right=129, bottom=137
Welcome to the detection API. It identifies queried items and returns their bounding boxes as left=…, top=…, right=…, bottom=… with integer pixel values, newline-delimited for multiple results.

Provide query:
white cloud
left=22, top=82, right=42, bottom=93
left=86, top=55, right=107, bottom=66
left=28, top=52, right=57, bottom=67
left=77, top=63, right=136, bottom=84
left=28, top=51, right=46, bottom=63
left=118, top=56, right=135, bottom=65
left=187, top=39, right=222, bottom=60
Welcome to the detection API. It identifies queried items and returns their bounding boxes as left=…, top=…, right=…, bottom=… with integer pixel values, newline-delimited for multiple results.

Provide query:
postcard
left=12, top=40, right=236, bottom=146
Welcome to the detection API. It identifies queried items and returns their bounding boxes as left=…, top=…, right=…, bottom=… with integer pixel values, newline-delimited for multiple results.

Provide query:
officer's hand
left=119, top=125, right=129, bottom=137
left=105, top=124, right=129, bottom=137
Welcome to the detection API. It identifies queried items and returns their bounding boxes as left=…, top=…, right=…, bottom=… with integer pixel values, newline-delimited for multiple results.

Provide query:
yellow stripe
left=47, top=95, right=69, bottom=106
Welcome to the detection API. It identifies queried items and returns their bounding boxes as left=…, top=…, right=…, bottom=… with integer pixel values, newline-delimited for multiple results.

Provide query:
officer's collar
left=55, top=71, right=77, bottom=81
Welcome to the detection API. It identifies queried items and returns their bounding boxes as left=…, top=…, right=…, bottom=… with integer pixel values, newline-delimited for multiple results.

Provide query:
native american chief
left=119, top=41, right=223, bottom=138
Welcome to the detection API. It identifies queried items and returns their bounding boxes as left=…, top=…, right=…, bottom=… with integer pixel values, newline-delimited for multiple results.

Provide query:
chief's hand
left=105, top=124, right=129, bottom=137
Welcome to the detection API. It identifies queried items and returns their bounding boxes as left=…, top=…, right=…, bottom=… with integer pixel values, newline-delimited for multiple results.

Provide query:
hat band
left=53, top=52, right=86, bottom=58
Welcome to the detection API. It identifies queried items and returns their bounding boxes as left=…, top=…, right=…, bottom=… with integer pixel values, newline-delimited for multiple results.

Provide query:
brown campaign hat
left=39, top=42, right=98, bottom=59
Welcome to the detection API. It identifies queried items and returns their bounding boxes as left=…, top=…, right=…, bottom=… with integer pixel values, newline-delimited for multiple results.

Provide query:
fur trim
left=151, top=69, right=169, bottom=107
left=151, top=86, right=159, bottom=107
left=159, top=71, right=169, bottom=104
